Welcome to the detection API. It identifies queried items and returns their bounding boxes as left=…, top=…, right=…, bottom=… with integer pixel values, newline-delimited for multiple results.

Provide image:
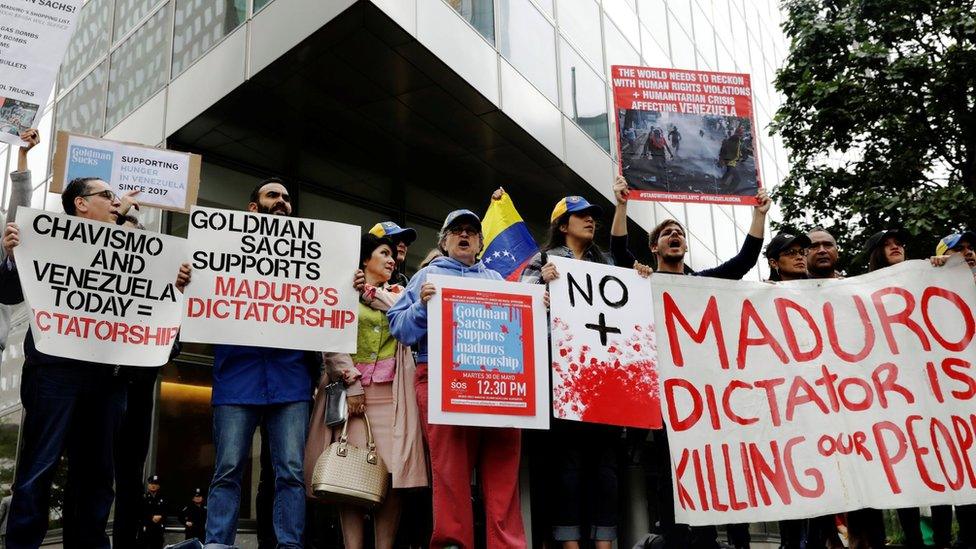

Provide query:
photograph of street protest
left=0, top=97, right=39, bottom=137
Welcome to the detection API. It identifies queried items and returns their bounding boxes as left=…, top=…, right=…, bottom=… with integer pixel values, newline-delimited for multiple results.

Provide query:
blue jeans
left=204, top=401, right=310, bottom=549
left=6, top=362, right=125, bottom=549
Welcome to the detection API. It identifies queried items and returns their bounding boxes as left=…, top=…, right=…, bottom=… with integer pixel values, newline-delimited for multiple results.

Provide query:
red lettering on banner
left=907, top=415, right=944, bottom=492
left=754, top=378, right=786, bottom=427
left=737, top=300, right=789, bottom=369
left=723, top=380, right=758, bottom=426
left=823, top=296, right=875, bottom=362
left=921, top=287, right=976, bottom=351
left=775, top=298, right=823, bottom=362
left=705, top=445, right=729, bottom=511
left=872, top=287, right=931, bottom=354
left=951, top=415, right=976, bottom=487
left=872, top=363, right=914, bottom=407
left=666, top=378, right=704, bottom=431
left=663, top=292, right=729, bottom=369
left=750, top=440, right=791, bottom=506
left=785, top=377, right=829, bottom=422
left=942, top=358, right=976, bottom=400
left=723, top=443, right=748, bottom=510
left=873, top=420, right=908, bottom=493
left=931, top=418, right=965, bottom=490
left=928, top=361, right=946, bottom=403
left=785, top=436, right=824, bottom=498
left=675, top=449, right=697, bottom=510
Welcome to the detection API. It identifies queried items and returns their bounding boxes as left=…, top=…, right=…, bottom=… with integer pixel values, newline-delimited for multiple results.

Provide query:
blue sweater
left=387, top=256, right=503, bottom=363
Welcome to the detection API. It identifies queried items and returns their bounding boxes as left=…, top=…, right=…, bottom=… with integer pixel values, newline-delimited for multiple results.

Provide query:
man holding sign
left=0, top=174, right=190, bottom=549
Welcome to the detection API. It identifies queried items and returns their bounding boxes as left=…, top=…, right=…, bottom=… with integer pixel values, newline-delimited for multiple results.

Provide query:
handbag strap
left=336, top=411, right=378, bottom=460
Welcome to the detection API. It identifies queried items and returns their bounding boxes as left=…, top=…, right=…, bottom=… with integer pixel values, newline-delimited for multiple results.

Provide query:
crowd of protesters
left=0, top=130, right=974, bottom=549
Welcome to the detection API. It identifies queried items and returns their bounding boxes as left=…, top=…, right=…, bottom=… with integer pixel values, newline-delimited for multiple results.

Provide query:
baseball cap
left=864, top=229, right=910, bottom=254
left=765, top=232, right=812, bottom=259
left=441, top=209, right=481, bottom=232
left=193, top=487, right=203, bottom=497
left=550, top=196, right=603, bottom=223
left=936, top=231, right=976, bottom=256
left=369, top=221, right=417, bottom=245
left=147, top=474, right=161, bottom=484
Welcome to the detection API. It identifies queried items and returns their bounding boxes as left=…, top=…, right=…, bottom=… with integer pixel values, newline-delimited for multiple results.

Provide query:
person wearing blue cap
left=934, top=231, right=975, bottom=269
left=369, top=221, right=418, bottom=286
left=388, top=209, right=526, bottom=549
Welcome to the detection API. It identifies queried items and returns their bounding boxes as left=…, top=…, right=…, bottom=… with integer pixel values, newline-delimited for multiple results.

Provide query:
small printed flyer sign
left=427, top=274, right=549, bottom=429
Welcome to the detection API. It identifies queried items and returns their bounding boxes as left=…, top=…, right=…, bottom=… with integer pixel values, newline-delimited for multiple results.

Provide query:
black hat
left=193, top=487, right=203, bottom=497
left=765, top=232, right=812, bottom=259
left=864, top=228, right=910, bottom=254
left=147, top=474, right=161, bottom=484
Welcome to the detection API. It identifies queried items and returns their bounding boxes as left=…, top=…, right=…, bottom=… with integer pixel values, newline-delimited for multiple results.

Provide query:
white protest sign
left=651, top=259, right=976, bottom=526
left=0, top=0, right=82, bottom=146
left=428, top=274, right=549, bottom=429
left=14, top=207, right=186, bottom=366
left=52, top=132, right=202, bottom=212
left=181, top=206, right=359, bottom=352
left=548, top=256, right=661, bottom=429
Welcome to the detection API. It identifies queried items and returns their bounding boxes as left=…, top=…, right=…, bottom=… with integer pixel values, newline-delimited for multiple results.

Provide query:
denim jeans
left=204, top=401, right=310, bottom=549
left=6, top=362, right=125, bottom=549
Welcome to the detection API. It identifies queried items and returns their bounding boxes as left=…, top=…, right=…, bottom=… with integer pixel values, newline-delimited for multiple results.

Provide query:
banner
left=0, top=0, right=82, bottom=146
left=181, top=206, right=359, bottom=352
left=13, top=207, right=186, bottom=366
left=612, top=65, right=761, bottom=205
left=52, top=132, right=202, bottom=212
left=651, top=259, right=976, bottom=525
left=548, top=256, right=660, bottom=429
left=428, top=274, right=548, bottom=429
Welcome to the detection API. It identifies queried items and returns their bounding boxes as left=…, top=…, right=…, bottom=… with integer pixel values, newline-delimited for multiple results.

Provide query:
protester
left=388, top=209, right=526, bottom=548
left=864, top=228, right=909, bottom=272
left=0, top=130, right=37, bottom=352
left=140, top=475, right=168, bottom=549
left=934, top=230, right=976, bottom=270
left=764, top=232, right=810, bottom=282
left=806, top=228, right=842, bottom=279
left=0, top=168, right=190, bottom=548
left=612, top=186, right=771, bottom=549
left=180, top=488, right=207, bottom=542
left=370, top=221, right=418, bottom=286
left=201, top=178, right=321, bottom=549
left=304, top=233, right=427, bottom=549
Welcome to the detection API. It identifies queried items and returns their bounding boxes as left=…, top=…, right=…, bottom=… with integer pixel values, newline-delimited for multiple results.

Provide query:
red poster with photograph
left=611, top=65, right=762, bottom=206
left=439, top=288, right=536, bottom=416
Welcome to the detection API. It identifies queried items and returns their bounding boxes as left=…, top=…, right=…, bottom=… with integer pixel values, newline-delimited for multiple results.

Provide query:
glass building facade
left=0, top=0, right=791, bottom=543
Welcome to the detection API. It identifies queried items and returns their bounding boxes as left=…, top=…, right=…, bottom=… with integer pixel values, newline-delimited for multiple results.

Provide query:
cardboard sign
left=52, top=132, right=202, bottom=212
left=428, top=274, right=549, bottom=429
left=612, top=65, right=761, bottom=205
left=651, top=259, right=976, bottom=526
left=548, top=256, right=661, bottom=429
left=181, top=206, right=360, bottom=352
left=0, top=0, right=82, bottom=146
left=14, top=207, right=186, bottom=366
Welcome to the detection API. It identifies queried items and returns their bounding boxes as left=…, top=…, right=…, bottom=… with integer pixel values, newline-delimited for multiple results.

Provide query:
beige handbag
left=311, top=411, right=389, bottom=506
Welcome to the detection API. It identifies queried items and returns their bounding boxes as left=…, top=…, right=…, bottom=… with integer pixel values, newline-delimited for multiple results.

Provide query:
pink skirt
left=338, top=382, right=394, bottom=467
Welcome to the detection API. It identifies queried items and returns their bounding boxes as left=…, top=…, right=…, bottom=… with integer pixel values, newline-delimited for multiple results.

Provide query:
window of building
left=554, top=0, right=602, bottom=71
left=59, top=0, right=113, bottom=90
left=603, top=0, right=640, bottom=53
left=498, top=0, right=558, bottom=104
left=172, top=0, right=247, bottom=76
left=602, top=13, right=640, bottom=77
left=106, top=3, right=173, bottom=130
left=56, top=60, right=108, bottom=137
left=559, top=39, right=609, bottom=152
left=446, top=0, right=495, bottom=45
left=114, top=0, right=165, bottom=42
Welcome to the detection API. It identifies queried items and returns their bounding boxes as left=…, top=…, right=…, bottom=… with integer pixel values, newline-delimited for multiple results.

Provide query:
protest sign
left=13, top=207, right=186, bottom=366
left=612, top=65, right=761, bottom=205
left=651, top=259, right=976, bottom=526
left=0, top=0, right=82, bottom=146
left=181, top=206, right=359, bottom=352
left=548, top=256, right=661, bottom=429
left=428, top=274, right=548, bottom=429
left=52, top=132, right=202, bottom=212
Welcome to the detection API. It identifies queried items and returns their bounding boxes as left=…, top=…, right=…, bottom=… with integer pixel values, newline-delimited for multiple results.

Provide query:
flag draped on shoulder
left=480, top=192, right=538, bottom=281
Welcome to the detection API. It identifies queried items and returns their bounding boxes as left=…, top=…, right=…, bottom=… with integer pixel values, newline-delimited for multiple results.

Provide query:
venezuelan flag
left=480, top=191, right=539, bottom=281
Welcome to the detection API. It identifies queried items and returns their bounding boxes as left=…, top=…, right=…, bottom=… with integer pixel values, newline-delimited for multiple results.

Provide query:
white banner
left=0, top=0, right=82, bottom=146
left=428, top=274, right=549, bottom=429
left=181, top=206, right=360, bottom=352
left=548, top=256, right=660, bottom=429
left=52, top=132, right=202, bottom=212
left=14, top=207, right=186, bottom=366
left=651, top=258, right=976, bottom=525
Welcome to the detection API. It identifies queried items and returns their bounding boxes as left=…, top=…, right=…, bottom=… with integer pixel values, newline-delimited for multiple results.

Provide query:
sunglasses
left=81, top=190, right=119, bottom=202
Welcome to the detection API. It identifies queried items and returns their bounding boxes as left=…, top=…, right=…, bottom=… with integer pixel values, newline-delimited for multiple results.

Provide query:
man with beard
left=200, top=178, right=324, bottom=549
left=806, top=229, right=842, bottom=279
left=611, top=184, right=771, bottom=549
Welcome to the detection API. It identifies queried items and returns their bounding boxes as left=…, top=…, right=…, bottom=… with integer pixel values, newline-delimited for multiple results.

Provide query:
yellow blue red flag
left=480, top=191, right=538, bottom=281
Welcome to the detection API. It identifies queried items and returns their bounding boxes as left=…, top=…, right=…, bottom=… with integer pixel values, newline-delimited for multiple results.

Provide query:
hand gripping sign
left=427, top=274, right=549, bottom=429
left=14, top=207, right=186, bottom=366
left=651, top=258, right=976, bottom=526
left=180, top=206, right=360, bottom=352
left=548, top=256, right=661, bottom=429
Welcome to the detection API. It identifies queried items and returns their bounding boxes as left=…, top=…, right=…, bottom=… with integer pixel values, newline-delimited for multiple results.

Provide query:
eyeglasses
left=81, top=190, right=118, bottom=202
left=779, top=248, right=806, bottom=258
left=448, top=225, right=479, bottom=236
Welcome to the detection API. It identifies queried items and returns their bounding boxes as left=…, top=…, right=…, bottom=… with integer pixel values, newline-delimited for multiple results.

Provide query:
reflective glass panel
left=603, top=0, right=640, bottom=51
left=498, top=0, right=558, bottom=103
left=603, top=14, right=640, bottom=76
left=107, top=4, right=173, bottom=130
left=59, top=0, right=113, bottom=89
left=447, top=0, right=495, bottom=44
left=114, top=0, right=163, bottom=41
left=56, top=61, right=108, bottom=136
left=173, top=0, right=247, bottom=75
left=554, top=0, right=602, bottom=70
left=559, top=39, right=609, bottom=151
left=254, top=0, right=274, bottom=11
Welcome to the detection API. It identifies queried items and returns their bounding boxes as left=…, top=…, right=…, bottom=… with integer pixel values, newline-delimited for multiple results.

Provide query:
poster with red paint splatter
left=651, top=258, right=976, bottom=526
left=427, top=274, right=549, bottom=429
left=547, top=257, right=661, bottom=429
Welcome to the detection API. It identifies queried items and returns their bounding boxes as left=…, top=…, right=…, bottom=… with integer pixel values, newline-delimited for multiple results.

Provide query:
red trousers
left=415, top=364, right=526, bottom=549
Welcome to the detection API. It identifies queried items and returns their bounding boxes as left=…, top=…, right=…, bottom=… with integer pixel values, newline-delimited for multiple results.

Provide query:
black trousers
left=652, top=428, right=724, bottom=549
left=112, top=368, right=160, bottom=549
